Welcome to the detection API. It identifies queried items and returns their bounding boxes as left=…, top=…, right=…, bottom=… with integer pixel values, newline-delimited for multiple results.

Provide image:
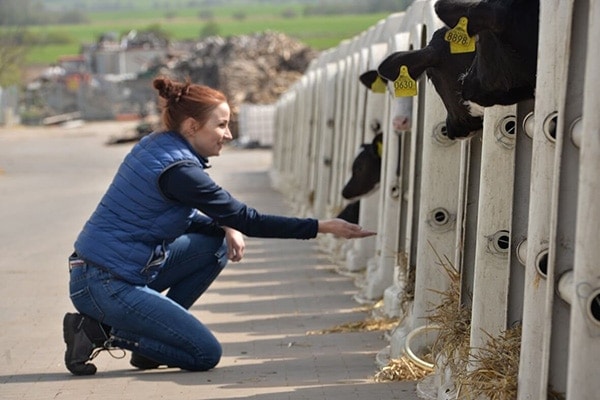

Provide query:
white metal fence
left=270, top=0, right=599, bottom=398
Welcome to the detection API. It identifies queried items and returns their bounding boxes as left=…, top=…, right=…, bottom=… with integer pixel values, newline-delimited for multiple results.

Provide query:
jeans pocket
left=69, top=285, right=105, bottom=321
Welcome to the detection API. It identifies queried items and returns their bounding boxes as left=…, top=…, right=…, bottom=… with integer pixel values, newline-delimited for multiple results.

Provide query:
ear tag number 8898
left=444, top=17, right=476, bottom=54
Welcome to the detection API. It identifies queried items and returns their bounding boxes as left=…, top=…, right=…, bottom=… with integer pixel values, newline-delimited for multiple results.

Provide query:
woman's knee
left=187, top=341, right=222, bottom=371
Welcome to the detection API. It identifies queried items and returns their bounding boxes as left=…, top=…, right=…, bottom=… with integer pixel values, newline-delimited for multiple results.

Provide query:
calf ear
left=435, top=0, right=506, bottom=35
left=359, top=70, right=388, bottom=92
left=377, top=46, right=439, bottom=83
left=371, top=133, right=384, bottom=158
left=359, top=70, right=378, bottom=88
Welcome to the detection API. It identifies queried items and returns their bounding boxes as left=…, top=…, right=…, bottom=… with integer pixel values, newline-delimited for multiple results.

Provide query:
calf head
left=435, top=0, right=539, bottom=106
left=342, top=133, right=383, bottom=200
left=336, top=201, right=360, bottom=224
left=377, top=27, right=483, bottom=139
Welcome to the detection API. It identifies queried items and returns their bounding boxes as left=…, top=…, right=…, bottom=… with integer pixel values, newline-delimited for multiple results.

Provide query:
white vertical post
left=379, top=33, right=414, bottom=317
left=409, top=80, right=462, bottom=327
left=567, top=1, right=600, bottom=399
left=314, top=63, right=339, bottom=220
left=355, top=40, right=408, bottom=303
left=518, top=1, right=575, bottom=398
left=271, top=94, right=284, bottom=185
left=307, top=69, right=324, bottom=217
left=329, top=57, right=348, bottom=211
left=340, top=46, right=375, bottom=274
left=544, top=0, right=589, bottom=393
left=299, top=77, right=316, bottom=213
left=330, top=51, right=363, bottom=262
left=290, top=84, right=307, bottom=211
left=274, top=93, right=294, bottom=194
left=320, top=57, right=348, bottom=253
left=328, top=57, right=349, bottom=218
left=388, top=22, right=463, bottom=365
left=469, top=105, right=516, bottom=349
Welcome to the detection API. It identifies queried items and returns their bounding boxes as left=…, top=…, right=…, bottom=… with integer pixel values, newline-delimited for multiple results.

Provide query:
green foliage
left=24, top=31, right=74, bottom=45
left=25, top=44, right=72, bottom=65
left=14, top=1, right=402, bottom=67
left=140, top=23, right=171, bottom=43
left=200, top=21, right=220, bottom=38
left=303, top=0, right=409, bottom=16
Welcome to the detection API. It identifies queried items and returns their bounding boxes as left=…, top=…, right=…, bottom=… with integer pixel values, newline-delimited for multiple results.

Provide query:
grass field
left=25, top=5, right=391, bottom=66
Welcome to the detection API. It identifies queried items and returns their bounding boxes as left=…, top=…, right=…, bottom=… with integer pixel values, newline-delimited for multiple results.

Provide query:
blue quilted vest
left=75, top=131, right=203, bottom=285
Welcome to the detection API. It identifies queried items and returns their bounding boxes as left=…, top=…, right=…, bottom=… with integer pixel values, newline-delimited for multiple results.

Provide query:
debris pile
left=156, top=31, right=319, bottom=137
left=22, top=31, right=318, bottom=134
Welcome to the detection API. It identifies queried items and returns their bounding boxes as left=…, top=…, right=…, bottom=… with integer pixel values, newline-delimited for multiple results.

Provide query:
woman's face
left=183, top=102, right=232, bottom=158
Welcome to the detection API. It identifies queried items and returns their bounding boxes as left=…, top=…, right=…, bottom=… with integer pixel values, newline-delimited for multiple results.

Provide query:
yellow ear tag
left=371, top=76, right=387, bottom=93
left=444, top=17, right=476, bottom=54
left=376, top=140, right=383, bottom=157
left=393, top=65, right=417, bottom=97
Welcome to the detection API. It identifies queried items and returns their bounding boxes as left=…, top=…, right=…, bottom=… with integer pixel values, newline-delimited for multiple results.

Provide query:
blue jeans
left=68, top=233, right=228, bottom=371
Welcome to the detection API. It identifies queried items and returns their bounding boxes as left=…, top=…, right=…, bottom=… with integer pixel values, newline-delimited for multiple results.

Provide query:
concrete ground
left=0, top=121, right=419, bottom=400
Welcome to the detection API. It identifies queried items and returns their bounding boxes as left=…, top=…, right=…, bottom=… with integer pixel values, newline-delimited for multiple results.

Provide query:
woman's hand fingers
left=223, top=227, right=245, bottom=262
left=318, top=218, right=376, bottom=239
left=341, top=222, right=376, bottom=239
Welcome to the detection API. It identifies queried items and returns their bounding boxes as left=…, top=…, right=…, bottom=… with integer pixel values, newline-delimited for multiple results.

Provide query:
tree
left=200, top=21, right=220, bottom=38
left=0, top=28, right=29, bottom=86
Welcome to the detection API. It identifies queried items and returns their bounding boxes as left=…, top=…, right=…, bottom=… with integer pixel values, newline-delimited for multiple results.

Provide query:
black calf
left=435, top=0, right=539, bottom=107
left=341, top=132, right=383, bottom=200
left=336, top=133, right=383, bottom=224
left=336, top=201, right=361, bottom=224
left=377, top=28, right=483, bottom=139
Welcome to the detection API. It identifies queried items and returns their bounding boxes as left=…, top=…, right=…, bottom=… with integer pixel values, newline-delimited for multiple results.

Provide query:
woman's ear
left=180, top=118, right=196, bottom=138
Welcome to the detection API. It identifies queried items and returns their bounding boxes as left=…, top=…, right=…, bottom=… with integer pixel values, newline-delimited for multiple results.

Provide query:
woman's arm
left=160, top=163, right=374, bottom=240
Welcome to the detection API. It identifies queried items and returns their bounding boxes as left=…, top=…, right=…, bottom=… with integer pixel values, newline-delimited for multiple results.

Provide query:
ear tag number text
left=444, top=17, right=476, bottom=53
left=394, top=65, right=417, bottom=97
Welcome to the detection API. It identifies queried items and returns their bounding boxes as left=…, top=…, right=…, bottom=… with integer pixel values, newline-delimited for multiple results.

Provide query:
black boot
left=63, top=312, right=110, bottom=376
left=130, top=353, right=161, bottom=370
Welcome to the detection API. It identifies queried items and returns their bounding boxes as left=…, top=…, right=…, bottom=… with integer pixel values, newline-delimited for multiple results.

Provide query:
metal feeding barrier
left=267, top=0, right=599, bottom=398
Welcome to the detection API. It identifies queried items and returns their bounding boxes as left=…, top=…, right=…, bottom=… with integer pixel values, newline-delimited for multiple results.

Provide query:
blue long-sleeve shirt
left=159, top=161, right=318, bottom=239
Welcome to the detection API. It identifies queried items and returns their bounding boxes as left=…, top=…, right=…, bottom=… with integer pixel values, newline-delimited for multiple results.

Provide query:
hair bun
left=153, top=76, right=187, bottom=104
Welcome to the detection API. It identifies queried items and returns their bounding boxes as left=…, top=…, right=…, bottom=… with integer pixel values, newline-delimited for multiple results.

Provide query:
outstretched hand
left=318, top=218, right=376, bottom=239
